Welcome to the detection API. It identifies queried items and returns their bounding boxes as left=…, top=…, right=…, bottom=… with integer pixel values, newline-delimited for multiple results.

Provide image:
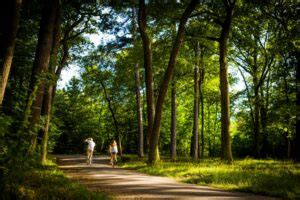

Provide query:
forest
left=0, top=0, right=299, bottom=199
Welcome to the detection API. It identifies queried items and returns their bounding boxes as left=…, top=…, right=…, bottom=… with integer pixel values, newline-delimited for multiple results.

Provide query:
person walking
left=85, top=137, right=96, bottom=165
left=109, top=140, right=118, bottom=166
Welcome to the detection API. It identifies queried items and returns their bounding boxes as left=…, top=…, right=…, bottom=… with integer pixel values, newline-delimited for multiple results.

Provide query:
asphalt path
left=56, top=155, right=277, bottom=200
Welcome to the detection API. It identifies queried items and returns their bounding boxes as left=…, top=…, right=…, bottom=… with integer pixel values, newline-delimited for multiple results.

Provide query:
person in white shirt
left=109, top=140, right=118, bottom=164
left=85, top=138, right=96, bottom=165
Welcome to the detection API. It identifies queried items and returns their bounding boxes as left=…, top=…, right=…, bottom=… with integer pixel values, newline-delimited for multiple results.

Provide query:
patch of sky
left=58, top=32, right=115, bottom=89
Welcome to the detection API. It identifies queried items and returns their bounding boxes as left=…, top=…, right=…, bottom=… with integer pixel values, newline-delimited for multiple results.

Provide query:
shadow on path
left=55, top=155, right=277, bottom=199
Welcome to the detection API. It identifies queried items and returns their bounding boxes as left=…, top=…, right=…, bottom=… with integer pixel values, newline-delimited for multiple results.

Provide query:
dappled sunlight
left=121, top=157, right=299, bottom=198
left=56, top=155, right=276, bottom=199
left=1, top=0, right=298, bottom=199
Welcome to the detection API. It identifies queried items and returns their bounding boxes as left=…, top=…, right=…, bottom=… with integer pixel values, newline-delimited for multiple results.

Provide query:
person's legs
left=112, top=152, right=116, bottom=162
left=90, top=150, right=94, bottom=164
left=87, top=149, right=92, bottom=164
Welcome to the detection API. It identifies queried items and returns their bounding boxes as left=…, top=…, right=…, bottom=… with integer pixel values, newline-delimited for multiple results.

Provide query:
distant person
left=109, top=140, right=118, bottom=164
left=85, top=137, right=96, bottom=165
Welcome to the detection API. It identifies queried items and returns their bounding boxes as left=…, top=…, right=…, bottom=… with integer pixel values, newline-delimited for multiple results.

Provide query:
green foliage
left=0, top=1, right=298, bottom=198
left=53, top=78, right=106, bottom=154
left=120, top=155, right=300, bottom=199
left=0, top=159, right=109, bottom=200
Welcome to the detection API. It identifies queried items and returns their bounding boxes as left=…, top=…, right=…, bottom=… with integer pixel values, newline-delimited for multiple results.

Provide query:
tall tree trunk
left=149, top=0, right=199, bottom=164
left=27, top=0, right=59, bottom=154
left=41, top=6, right=62, bottom=164
left=295, top=51, right=300, bottom=162
left=192, top=44, right=199, bottom=160
left=253, top=85, right=260, bottom=158
left=218, top=0, right=235, bottom=163
left=212, top=102, right=219, bottom=156
left=100, top=80, right=122, bottom=156
left=132, top=8, right=144, bottom=158
left=170, top=76, right=177, bottom=159
left=253, top=52, right=261, bottom=158
left=138, top=0, right=198, bottom=164
left=135, top=63, right=144, bottom=157
left=199, top=49, right=205, bottom=158
left=260, top=69, right=271, bottom=158
left=207, top=104, right=212, bottom=157
left=138, top=0, right=155, bottom=158
left=0, top=0, right=22, bottom=106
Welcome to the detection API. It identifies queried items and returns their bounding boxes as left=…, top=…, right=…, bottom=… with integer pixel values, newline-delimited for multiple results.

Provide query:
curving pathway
left=56, top=155, right=277, bottom=199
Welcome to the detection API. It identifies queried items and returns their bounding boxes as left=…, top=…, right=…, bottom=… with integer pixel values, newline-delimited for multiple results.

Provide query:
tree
left=205, top=0, right=236, bottom=163
left=40, top=0, right=97, bottom=163
left=232, top=9, right=276, bottom=157
left=0, top=0, right=22, bottom=106
left=138, top=0, right=155, bottom=161
left=135, top=63, right=144, bottom=157
left=138, top=0, right=199, bottom=164
left=27, top=0, right=60, bottom=154
left=170, top=75, right=177, bottom=159
left=40, top=5, right=62, bottom=164
left=191, top=42, right=200, bottom=160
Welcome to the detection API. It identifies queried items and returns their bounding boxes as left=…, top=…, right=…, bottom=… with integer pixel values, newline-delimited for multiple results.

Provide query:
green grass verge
left=119, top=155, right=300, bottom=199
left=1, top=158, right=110, bottom=200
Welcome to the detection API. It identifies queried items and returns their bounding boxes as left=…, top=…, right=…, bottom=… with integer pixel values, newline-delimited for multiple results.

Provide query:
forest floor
left=56, top=155, right=277, bottom=199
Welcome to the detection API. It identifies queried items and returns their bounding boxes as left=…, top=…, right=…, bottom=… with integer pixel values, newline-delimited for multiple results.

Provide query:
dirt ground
left=56, top=155, right=277, bottom=199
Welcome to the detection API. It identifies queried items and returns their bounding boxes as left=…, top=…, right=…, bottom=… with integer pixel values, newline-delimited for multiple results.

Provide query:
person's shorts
left=111, top=152, right=117, bottom=155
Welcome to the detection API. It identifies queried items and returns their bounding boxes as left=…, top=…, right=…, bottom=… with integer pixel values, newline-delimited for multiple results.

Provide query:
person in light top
left=109, top=140, right=118, bottom=164
left=85, top=137, right=96, bottom=165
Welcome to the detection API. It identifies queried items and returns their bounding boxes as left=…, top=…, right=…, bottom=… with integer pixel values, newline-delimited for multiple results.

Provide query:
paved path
left=56, top=155, right=276, bottom=199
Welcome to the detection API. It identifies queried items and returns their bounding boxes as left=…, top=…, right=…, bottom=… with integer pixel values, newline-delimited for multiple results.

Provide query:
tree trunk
left=41, top=6, right=62, bottom=164
left=0, top=0, right=22, bottom=106
left=138, top=0, right=155, bottom=157
left=199, top=50, right=205, bottom=158
left=253, top=86, right=260, bottom=158
left=135, top=63, right=144, bottom=157
left=100, top=80, right=122, bottom=156
left=295, top=51, right=300, bottom=161
left=260, top=69, right=271, bottom=158
left=139, top=0, right=198, bottom=164
left=27, top=0, right=59, bottom=154
left=170, top=77, right=177, bottom=159
left=218, top=1, right=234, bottom=163
left=252, top=51, right=261, bottom=158
left=207, top=104, right=212, bottom=157
left=192, top=45, right=199, bottom=160
left=212, top=102, right=218, bottom=156
left=149, top=0, right=198, bottom=164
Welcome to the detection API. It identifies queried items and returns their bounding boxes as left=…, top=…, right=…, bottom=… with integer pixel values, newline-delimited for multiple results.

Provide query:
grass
left=119, top=155, right=300, bottom=199
left=1, top=158, right=110, bottom=200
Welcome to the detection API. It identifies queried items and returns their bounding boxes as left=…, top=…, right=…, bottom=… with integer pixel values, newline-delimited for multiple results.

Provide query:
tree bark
left=0, top=0, right=22, bottom=106
left=218, top=0, right=235, bottom=163
left=100, top=80, right=122, bottom=156
left=170, top=77, right=177, bottom=159
left=41, top=6, right=62, bottom=164
left=295, top=51, right=300, bottom=161
left=192, top=44, right=200, bottom=160
left=253, top=71, right=261, bottom=158
left=149, top=0, right=199, bottom=164
left=138, top=0, right=155, bottom=156
left=135, top=63, right=144, bottom=157
left=199, top=49, right=205, bottom=158
left=207, top=104, right=212, bottom=157
left=27, top=0, right=59, bottom=154
left=138, top=0, right=198, bottom=164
